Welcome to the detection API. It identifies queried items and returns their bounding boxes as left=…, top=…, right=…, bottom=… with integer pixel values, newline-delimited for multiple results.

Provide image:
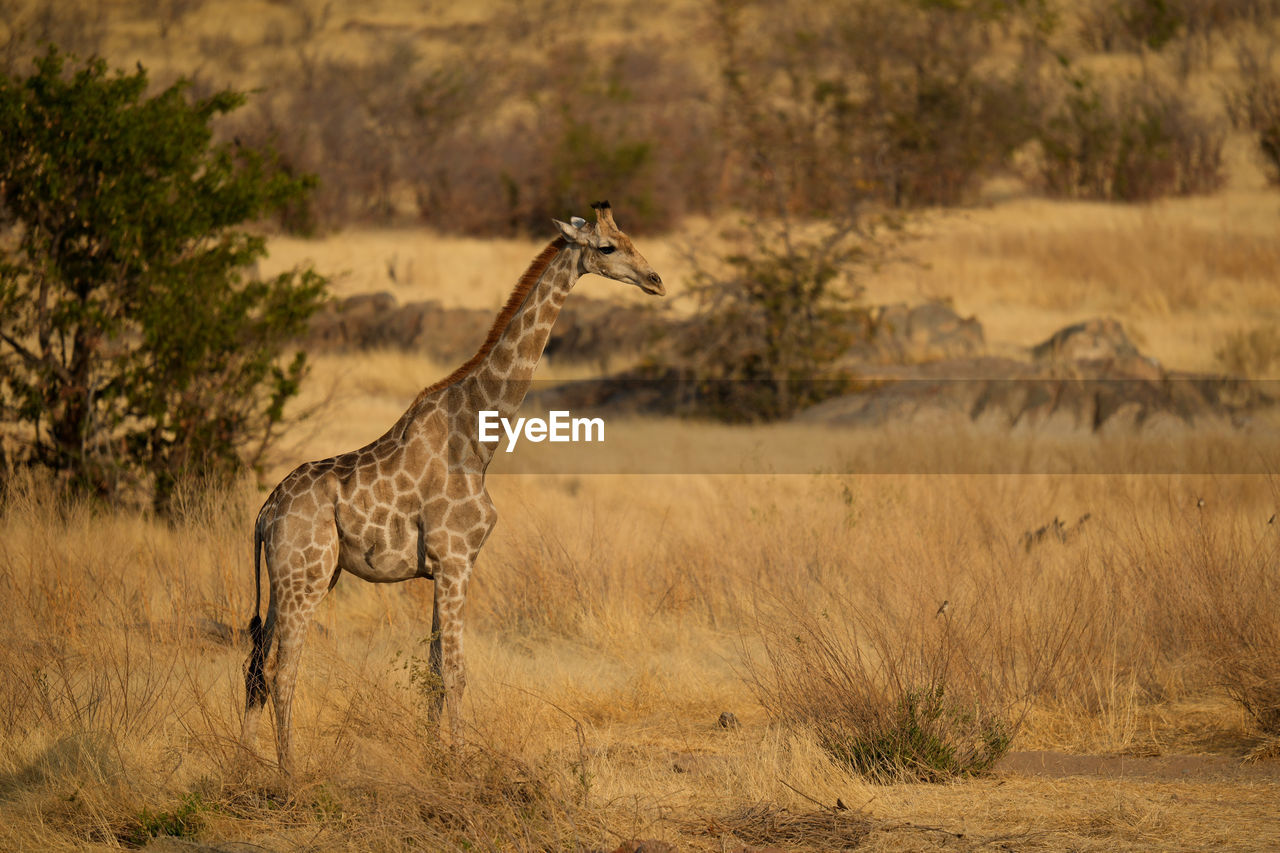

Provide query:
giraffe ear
left=553, top=218, right=585, bottom=243
left=570, top=216, right=587, bottom=228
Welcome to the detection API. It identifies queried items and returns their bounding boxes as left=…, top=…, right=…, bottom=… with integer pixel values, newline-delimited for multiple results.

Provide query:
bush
left=0, top=0, right=108, bottom=73
left=123, top=793, right=206, bottom=847
left=1183, top=517, right=1280, bottom=735
left=0, top=48, right=326, bottom=511
left=1079, top=0, right=1186, bottom=53
left=228, top=35, right=482, bottom=230
left=672, top=219, right=867, bottom=421
left=1080, top=0, right=1280, bottom=55
left=746, top=594, right=1069, bottom=782
left=222, top=10, right=713, bottom=234
left=1216, top=326, right=1280, bottom=376
left=1226, top=43, right=1280, bottom=185
left=711, top=0, right=1048, bottom=212
left=1220, top=651, right=1280, bottom=735
left=821, top=684, right=1013, bottom=782
left=1036, top=71, right=1224, bottom=200
left=834, top=0, right=1046, bottom=207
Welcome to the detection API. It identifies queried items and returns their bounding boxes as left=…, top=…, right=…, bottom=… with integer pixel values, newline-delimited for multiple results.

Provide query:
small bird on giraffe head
left=936, top=600, right=950, bottom=617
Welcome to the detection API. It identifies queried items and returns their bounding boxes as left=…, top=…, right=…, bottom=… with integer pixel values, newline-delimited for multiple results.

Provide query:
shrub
left=868, top=69, right=1037, bottom=207
left=1226, top=42, right=1280, bottom=185
left=517, top=39, right=711, bottom=231
left=835, top=0, right=1046, bottom=207
left=1183, top=517, right=1280, bottom=735
left=0, top=0, right=107, bottom=73
left=672, top=218, right=867, bottom=421
left=123, top=793, right=206, bottom=847
left=1122, top=0, right=1186, bottom=50
left=1036, top=71, right=1224, bottom=200
left=0, top=48, right=327, bottom=511
left=711, top=0, right=1048, bottom=212
left=472, top=43, right=699, bottom=235
left=1216, top=326, right=1280, bottom=376
left=745, top=593, right=1068, bottom=782
left=821, top=684, right=1013, bottom=782
left=224, top=13, right=712, bottom=234
left=1081, top=0, right=1280, bottom=54
left=229, top=37, right=482, bottom=230
left=1220, top=651, right=1280, bottom=734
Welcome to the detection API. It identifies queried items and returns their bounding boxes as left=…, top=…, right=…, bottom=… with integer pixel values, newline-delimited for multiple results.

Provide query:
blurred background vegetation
left=2, top=7, right=1280, bottom=847
left=1, top=0, right=1275, bottom=235
left=2, top=0, right=1280, bottom=496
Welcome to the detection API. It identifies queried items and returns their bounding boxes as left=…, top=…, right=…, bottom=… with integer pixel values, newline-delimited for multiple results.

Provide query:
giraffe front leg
left=427, top=592, right=444, bottom=725
left=429, top=561, right=472, bottom=743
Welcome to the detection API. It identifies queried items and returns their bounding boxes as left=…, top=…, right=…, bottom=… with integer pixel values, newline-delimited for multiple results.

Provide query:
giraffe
left=239, top=202, right=663, bottom=775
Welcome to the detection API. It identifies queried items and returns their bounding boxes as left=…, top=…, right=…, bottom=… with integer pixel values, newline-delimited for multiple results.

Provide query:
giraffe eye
left=598, top=245, right=616, bottom=255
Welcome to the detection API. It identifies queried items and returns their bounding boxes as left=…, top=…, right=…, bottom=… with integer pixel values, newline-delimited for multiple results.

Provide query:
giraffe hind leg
left=268, top=579, right=333, bottom=776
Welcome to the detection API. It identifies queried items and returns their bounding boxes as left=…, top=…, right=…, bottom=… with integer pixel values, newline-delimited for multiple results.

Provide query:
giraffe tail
left=244, top=516, right=269, bottom=710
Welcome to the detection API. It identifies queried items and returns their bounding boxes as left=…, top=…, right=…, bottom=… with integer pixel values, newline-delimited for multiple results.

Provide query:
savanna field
left=3, top=1, right=1280, bottom=850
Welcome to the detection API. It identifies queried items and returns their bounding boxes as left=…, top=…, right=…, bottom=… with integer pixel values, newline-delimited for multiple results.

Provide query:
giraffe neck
left=463, top=245, right=581, bottom=420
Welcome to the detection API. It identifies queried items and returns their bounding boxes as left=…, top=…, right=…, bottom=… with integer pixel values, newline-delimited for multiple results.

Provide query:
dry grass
left=6, top=146, right=1280, bottom=853
left=259, top=181, right=1280, bottom=384
left=858, top=188, right=1280, bottom=372
left=3, top=6, right=1280, bottom=849
left=2, top=451, right=1279, bottom=848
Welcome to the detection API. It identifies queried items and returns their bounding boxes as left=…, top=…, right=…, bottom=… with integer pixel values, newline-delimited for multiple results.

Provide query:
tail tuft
left=245, top=614, right=267, bottom=709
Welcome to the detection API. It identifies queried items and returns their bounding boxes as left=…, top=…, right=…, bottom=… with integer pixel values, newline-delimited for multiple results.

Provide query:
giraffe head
left=553, top=201, right=665, bottom=296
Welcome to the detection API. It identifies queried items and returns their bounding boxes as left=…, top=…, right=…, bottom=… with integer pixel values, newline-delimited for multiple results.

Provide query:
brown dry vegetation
left=266, top=185, right=1280, bottom=377
left=4, top=239, right=1280, bottom=849
left=5, top=0, right=1278, bottom=231
left=2, top=461, right=1280, bottom=850
left=855, top=187, right=1280, bottom=374
left=3, top=1, right=1280, bottom=851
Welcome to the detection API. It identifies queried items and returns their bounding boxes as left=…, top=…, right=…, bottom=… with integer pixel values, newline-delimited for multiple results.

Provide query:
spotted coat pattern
left=239, top=203, right=663, bottom=774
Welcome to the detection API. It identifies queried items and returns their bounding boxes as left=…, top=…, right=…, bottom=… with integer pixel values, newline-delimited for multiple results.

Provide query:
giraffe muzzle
left=641, top=272, right=666, bottom=296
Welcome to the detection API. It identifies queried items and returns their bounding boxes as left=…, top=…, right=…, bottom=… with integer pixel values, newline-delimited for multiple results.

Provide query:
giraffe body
left=240, top=203, right=662, bottom=774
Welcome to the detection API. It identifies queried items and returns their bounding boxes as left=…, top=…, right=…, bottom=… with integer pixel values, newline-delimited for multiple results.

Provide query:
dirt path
left=998, top=750, right=1280, bottom=781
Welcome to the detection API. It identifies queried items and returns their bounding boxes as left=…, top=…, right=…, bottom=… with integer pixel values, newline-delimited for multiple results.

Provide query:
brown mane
left=417, top=237, right=568, bottom=399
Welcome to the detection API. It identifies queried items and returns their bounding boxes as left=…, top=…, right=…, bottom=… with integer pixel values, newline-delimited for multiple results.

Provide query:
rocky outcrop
left=1032, top=317, right=1141, bottom=363
left=799, top=314, right=1271, bottom=429
left=306, top=292, right=493, bottom=362
left=1030, top=317, right=1162, bottom=380
left=536, top=316, right=1276, bottom=431
left=842, top=300, right=985, bottom=365
left=304, top=290, right=1274, bottom=430
left=304, top=293, right=985, bottom=370
left=304, top=292, right=665, bottom=366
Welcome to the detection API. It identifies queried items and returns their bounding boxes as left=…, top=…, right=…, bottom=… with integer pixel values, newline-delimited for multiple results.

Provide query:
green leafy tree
left=0, top=48, right=327, bottom=511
